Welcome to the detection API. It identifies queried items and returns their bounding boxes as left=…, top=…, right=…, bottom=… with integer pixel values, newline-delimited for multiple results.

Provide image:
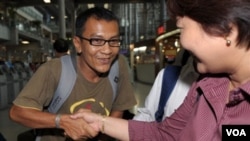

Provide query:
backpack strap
left=109, top=59, right=119, bottom=102
left=154, top=65, right=182, bottom=122
left=48, top=55, right=77, bottom=113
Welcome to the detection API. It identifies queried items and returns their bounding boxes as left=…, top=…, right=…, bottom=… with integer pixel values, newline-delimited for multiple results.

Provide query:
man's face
left=73, top=17, right=120, bottom=74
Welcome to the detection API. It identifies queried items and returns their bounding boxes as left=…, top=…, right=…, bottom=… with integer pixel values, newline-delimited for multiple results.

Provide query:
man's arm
left=9, top=104, right=97, bottom=140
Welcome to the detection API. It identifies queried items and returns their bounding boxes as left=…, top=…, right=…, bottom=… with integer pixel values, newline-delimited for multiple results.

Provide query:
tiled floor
left=0, top=81, right=152, bottom=141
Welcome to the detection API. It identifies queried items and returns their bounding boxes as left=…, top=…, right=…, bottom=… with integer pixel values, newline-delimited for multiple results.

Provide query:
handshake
left=60, top=108, right=129, bottom=141
left=61, top=109, right=107, bottom=140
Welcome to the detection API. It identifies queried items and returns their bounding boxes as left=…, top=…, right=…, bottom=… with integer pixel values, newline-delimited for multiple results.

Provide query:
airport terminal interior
left=0, top=0, right=182, bottom=140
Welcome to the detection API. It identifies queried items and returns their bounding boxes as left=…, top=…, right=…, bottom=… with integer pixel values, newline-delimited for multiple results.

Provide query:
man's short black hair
left=53, top=38, right=69, bottom=53
left=75, top=7, right=119, bottom=36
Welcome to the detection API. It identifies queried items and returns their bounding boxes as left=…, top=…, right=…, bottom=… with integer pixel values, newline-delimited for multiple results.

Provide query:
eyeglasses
left=77, top=35, right=121, bottom=47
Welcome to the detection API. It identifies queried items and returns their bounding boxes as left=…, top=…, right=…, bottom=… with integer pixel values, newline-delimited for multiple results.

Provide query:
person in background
left=9, top=7, right=136, bottom=141
left=69, top=0, right=250, bottom=141
left=53, top=38, right=69, bottom=58
left=133, top=50, right=199, bottom=121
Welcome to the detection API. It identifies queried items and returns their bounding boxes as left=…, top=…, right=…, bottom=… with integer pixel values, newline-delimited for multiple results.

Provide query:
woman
left=71, top=0, right=250, bottom=140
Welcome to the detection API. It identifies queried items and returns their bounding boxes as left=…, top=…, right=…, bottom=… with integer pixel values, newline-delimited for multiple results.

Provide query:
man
left=133, top=50, right=198, bottom=121
left=9, top=7, right=136, bottom=141
left=53, top=38, right=69, bottom=58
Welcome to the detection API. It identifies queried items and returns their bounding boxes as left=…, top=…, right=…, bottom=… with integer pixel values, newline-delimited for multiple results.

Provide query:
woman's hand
left=70, top=109, right=102, bottom=135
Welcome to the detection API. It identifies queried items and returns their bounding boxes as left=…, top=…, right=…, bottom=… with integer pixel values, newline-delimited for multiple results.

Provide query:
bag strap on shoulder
left=48, top=55, right=77, bottom=113
left=154, top=50, right=190, bottom=122
left=109, top=59, right=119, bottom=102
left=154, top=65, right=182, bottom=122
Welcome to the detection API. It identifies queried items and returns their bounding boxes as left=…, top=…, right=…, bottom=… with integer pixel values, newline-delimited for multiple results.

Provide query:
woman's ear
left=224, top=24, right=238, bottom=47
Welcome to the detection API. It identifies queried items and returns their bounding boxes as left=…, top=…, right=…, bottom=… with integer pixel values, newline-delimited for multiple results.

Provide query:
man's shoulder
left=117, top=54, right=127, bottom=63
left=37, top=58, right=62, bottom=76
left=42, top=58, right=61, bottom=68
left=117, top=54, right=129, bottom=70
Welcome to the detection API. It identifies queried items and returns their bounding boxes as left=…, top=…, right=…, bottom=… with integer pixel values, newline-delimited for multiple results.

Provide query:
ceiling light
left=104, top=3, right=109, bottom=9
left=88, top=4, right=95, bottom=9
left=44, top=0, right=51, bottom=3
left=21, top=41, right=30, bottom=44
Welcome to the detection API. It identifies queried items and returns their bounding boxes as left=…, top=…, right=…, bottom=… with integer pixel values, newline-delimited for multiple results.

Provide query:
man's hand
left=60, top=113, right=98, bottom=140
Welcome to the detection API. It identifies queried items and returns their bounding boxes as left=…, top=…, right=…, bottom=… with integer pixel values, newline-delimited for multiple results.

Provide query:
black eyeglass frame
left=76, top=35, right=121, bottom=47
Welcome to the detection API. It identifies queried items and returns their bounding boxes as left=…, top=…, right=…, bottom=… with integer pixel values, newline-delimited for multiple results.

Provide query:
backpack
left=48, top=54, right=119, bottom=113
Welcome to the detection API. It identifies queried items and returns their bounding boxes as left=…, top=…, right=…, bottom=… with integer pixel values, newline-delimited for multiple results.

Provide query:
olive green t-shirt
left=13, top=55, right=136, bottom=141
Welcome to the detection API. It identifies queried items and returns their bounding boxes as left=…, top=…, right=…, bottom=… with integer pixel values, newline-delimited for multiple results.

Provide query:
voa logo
left=226, top=129, right=246, bottom=136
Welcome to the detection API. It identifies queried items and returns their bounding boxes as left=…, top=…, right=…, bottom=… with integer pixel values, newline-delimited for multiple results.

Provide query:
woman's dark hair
left=75, top=7, right=120, bottom=37
left=167, top=0, right=250, bottom=49
left=53, top=38, right=69, bottom=53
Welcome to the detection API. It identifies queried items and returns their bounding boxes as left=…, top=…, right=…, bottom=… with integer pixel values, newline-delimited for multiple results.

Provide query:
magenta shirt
left=129, top=76, right=250, bottom=141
